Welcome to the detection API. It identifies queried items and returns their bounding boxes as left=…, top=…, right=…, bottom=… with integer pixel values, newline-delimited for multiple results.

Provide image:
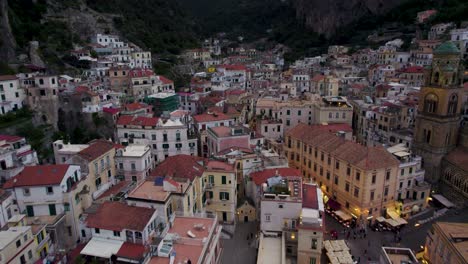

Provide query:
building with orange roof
left=193, top=110, right=235, bottom=158
left=121, top=102, right=153, bottom=117
left=66, top=139, right=117, bottom=201
left=397, top=66, right=425, bottom=87
left=4, top=164, right=89, bottom=250
left=206, top=125, right=263, bottom=156
left=80, top=201, right=159, bottom=262
left=126, top=176, right=194, bottom=223
left=285, top=123, right=400, bottom=222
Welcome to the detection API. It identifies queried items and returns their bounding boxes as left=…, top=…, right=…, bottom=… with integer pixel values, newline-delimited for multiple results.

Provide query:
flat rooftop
left=147, top=92, right=176, bottom=99
left=119, top=145, right=150, bottom=157
left=127, top=181, right=171, bottom=202
left=57, top=143, right=89, bottom=153
left=0, top=226, right=31, bottom=250
left=381, top=247, right=418, bottom=264
left=257, top=235, right=283, bottom=264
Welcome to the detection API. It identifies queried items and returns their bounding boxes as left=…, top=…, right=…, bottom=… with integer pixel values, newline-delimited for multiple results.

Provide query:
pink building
left=115, top=144, right=153, bottom=183
left=206, top=126, right=264, bottom=156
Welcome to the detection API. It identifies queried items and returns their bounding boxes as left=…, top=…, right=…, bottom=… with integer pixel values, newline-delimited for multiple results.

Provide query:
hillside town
left=0, top=9, right=467, bottom=264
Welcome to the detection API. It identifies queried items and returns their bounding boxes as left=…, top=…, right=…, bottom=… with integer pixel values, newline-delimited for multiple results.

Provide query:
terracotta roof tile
left=312, top=75, right=325, bottom=82
left=193, top=111, right=232, bottom=123
left=158, top=76, right=173, bottom=85
left=103, top=107, right=120, bottom=115
left=116, top=242, right=146, bottom=260
left=150, top=155, right=205, bottom=181
left=287, top=124, right=399, bottom=170
left=124, top=102, right=150, bottom=111
left=0, top=75, right=18, bottom=81
left=4, top=165, right=70, bottom=188
left=117, top=115, right=159, bottom=127
left=129, top=68, right=154, bottom=78
left=302, top=184, right=318, bottom=209
left=78, top=139, right=115, bottom=161
left=0, top=135, right=24, bottom=142
left=86, top=201, right=155, bottom=231
left=205, top=160, right=234, bottom=172
left=218, top=64, right=247, bottom=71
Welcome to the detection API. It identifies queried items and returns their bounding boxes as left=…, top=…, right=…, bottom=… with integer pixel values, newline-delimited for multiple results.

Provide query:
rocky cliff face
left=292, top=0, right=404, bottom=36
left=0, top=0, right=17, bottom=62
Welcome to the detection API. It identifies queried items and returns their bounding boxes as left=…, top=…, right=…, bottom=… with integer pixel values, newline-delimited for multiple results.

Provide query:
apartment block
left=285, top=123, right=400, bottom=221
left=115, top=144, right=153, bottom=183
left=0, top=75, right=26, bottom=114
left=116, top=115, right=197, bottom=163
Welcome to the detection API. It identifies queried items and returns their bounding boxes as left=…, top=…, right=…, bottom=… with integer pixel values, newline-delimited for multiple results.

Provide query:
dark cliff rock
left=292, top=0, right=404, bottom=37
left=0, top=0, right=17, bottom=62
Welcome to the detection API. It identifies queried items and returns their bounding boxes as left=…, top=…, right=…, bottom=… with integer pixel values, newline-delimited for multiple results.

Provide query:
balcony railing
left=36, top=234, right=50, bottom=250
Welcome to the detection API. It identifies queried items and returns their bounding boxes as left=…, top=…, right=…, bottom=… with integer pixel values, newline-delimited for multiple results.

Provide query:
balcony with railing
left=36, top=233, right=51, bottom=251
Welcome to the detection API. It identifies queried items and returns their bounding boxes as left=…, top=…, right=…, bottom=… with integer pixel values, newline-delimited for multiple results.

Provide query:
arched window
left=424, top=93, right=438, bottom=113
left=423, top=128, right=431, bottom=143
left=448, top=94, right=458, bottom=115
left=433, top=72, right=440, bottom=84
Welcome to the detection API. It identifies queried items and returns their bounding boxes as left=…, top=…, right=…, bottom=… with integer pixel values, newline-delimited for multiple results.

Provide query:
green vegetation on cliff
left=86, top=0, right=199, bottom=54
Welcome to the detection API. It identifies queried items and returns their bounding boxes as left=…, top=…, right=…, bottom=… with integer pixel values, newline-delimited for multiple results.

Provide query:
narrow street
left=221, top=221, right=258, bottom=264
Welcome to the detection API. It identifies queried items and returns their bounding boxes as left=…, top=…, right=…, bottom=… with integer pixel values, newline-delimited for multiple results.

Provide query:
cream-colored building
left=202, top=160, right=237, bottom=224
left=424, top=222, right=468, bottom=264
left=285, top=123, right=400, bottom=222
left=0, top=226, right=37, bottom=264
left=236, top=199, right=256, bottom=223
left=4, top=165, right=92, bottom=250
left=126, top=176, right=197, bottom=225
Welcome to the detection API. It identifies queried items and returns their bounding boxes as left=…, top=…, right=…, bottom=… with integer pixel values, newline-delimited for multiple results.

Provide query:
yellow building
left=148, top=155, right=205, bottom=215
left=285, top=123, right=400, bottom=222
left=69, top=139, right=117, bottom=203
left=31, top=224, right=50, bottom=259
left=236, top=199, right=256, bottom=223
left=0, top=226, right=37, bottom=264
left=203, top=160, right=237, bottom=224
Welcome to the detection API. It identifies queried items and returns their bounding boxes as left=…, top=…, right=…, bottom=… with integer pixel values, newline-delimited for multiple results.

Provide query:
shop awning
left=387, top=210, right=400, bottom=220
left=376, top=216, right=386, bottom=222
left=432, top=194, right=455, bottom=208
left=396, top=218, right=408, bottom=225
left=335, top=210, right=352, bottom=221
left=81, top=237, right=124, bottom=259
left=326, top=199, right=341, bottom=210
left=385, top=219, right=400, bottom=227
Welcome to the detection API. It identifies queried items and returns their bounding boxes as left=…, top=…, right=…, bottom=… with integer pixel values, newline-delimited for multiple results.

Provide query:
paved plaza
left=221, top=221, right=258, bottom=264
left=323, top=206, right=468, bottom=263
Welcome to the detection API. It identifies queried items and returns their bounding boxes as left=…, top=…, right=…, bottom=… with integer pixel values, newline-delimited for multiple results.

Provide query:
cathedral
left=413, top=41, right=468, bottom=206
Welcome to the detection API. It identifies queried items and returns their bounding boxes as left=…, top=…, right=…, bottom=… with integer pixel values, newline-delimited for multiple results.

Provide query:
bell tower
left=413, top=42, right=464, bottom=183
